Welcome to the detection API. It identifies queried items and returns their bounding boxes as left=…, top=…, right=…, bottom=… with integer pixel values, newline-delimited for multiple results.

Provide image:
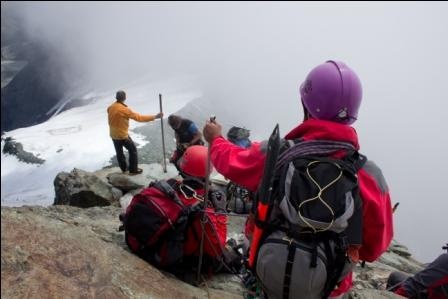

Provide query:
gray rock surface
left=1, top=205, right=241, bottom=299
left=53, top=168, right=122, bottom=208
left=1, top=204, right=419, bottom=299
left=2, top=164, right=424, bottom=298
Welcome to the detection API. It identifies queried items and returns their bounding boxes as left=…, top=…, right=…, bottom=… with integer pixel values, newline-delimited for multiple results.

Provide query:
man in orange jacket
left=107, top=90, right=163, bottom=175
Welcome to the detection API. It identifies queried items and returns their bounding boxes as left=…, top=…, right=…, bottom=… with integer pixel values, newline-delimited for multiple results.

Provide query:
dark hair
left=116, top=90, right=126, bottom=101
left=168, top=114, right=181, bottom=127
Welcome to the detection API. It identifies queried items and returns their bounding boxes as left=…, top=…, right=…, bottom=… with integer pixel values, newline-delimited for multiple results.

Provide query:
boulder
left=107, top=173, right=146, bottom=193
left=53, top=168, right=122, bottom=208
left=1, top=205, right=241, bottom=299
left=95, top=164, right=179, bottom=192
left=2, top=137, right=45, bottom=164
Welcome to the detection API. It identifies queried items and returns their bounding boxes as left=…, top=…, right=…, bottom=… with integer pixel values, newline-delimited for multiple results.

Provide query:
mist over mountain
left=1, top=6, right=90, bottom=133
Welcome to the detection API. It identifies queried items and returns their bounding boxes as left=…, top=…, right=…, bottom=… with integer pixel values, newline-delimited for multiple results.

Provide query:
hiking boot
left=129, top=168, right=143, bottom=176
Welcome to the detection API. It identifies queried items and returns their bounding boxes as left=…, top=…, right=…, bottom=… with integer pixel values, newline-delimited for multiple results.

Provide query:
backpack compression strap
left=283, top=239, right=298, bottom=299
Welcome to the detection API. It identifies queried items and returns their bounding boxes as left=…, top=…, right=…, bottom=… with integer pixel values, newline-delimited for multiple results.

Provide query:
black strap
left=355, top=153, right=367, bottom=170
left=310, top=237, right=318, bottom=268
left=343, top=150, right=367, bottom=171
left=283, top=240, right=297, bottom=299
left=321, top=235, right=349, bottom=299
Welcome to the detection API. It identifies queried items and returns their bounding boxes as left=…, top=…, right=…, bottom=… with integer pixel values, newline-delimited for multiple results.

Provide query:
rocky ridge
left=1, top=165, right=421, bottom=298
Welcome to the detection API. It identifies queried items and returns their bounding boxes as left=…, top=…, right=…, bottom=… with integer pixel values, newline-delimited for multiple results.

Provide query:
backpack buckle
left=339, top=235, right=349, bottom=251
left=282, top=236, right=294, bottom=246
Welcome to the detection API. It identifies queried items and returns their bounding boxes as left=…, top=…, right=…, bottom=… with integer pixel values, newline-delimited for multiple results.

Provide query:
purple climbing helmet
left=300, top=60, right=362, bottom=125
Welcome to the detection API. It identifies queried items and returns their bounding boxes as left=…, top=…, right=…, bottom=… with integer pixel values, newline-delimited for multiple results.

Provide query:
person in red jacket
left=203, top=60, right=394, bottom=298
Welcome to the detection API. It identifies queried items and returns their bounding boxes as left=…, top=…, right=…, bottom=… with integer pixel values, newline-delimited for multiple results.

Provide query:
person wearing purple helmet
left=300, top=60, right=362, bottom=125
left=203, top=61, right=393, bottom=298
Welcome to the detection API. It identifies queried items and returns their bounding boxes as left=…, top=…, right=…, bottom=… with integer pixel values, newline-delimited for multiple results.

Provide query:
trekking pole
left=197, top=115, right=216, bottom=284
left=159, top=94, right=167, bottom=173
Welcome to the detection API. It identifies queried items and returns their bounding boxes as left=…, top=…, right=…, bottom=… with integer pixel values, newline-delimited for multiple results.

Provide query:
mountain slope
left=1, top=79, right=201, bottom=206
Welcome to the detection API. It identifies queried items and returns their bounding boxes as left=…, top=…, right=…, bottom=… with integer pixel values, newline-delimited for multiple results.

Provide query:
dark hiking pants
left=170, top=145, right=186, bottom=173
left=112, top=137, right=138, bottom=173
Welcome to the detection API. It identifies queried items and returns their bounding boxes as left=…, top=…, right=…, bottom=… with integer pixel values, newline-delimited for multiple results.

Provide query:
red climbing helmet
left=300, top=60, right=362, bottom=125
left=178, top=145, right=212, bottom=178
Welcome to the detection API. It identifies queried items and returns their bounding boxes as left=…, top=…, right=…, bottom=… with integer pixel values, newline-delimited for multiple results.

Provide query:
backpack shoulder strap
left=356, top=153, right=367, bottom=170
left=279, top=138, right=300, bottom=154
left=343, top=150, right=367, bottom=171
left=150, top=180, right=185, bottom=207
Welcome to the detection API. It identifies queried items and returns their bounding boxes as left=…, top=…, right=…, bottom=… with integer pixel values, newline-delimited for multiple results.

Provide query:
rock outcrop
left=53, top=168, right=122, bottom=208
left=1, top=205, right=239, bottom=299
left=53, top=164, right=179, bottom=210
left=2, top=137, right=45, bottom=164
left=2, top=164, right=423, bottom=298
left=1, top=203, right=420, bottom=299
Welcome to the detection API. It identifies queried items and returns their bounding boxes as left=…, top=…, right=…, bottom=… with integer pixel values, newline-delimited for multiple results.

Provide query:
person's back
left=168, top=115, right=204, bottom=170
left=168, top=115, right=204, bottom=146
left=107, top=91, right=158, bottom=139
left=177, top=118, right=203, bottom=145
left=203, top=60, right=393, bottom=298
left=107, top=90, right=162, bottom=174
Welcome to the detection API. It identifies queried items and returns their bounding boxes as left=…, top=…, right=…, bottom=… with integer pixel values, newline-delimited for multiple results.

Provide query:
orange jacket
left=107, top=101, right=156, bottom=139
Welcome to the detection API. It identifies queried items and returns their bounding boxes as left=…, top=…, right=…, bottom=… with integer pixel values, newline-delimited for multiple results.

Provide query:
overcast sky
left=4, top=1, right=448, bottom=262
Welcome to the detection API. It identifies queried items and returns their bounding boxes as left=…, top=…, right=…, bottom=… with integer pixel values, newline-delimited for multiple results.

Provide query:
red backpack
left=121, top=179, right=226, bottom=271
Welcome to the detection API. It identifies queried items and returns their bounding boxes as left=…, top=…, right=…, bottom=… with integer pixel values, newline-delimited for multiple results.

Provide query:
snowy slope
left=1, top=77, right=201, bottom=206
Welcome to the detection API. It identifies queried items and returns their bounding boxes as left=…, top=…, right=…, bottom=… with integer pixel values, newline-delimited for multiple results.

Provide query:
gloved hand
left=210, top=190, right=226, bottom=213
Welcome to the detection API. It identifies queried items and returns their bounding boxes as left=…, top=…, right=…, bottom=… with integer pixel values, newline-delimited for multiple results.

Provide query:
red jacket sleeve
left=358, top=161, right=394, bottom=262
left=210, top=136, right=266, bottom=192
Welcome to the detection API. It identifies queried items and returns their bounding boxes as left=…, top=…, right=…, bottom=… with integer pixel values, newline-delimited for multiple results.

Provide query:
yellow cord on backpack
left=297, top=161, right=343, bottom=233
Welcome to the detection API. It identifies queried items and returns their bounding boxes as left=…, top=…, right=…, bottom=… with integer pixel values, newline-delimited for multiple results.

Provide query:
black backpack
left=227, top=126, right=251, bottom=148
left=255, top=139, right=366, bottom=299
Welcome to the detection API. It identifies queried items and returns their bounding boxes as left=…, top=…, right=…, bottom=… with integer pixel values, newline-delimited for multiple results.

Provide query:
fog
left=4, top=1, right=448, bottom=262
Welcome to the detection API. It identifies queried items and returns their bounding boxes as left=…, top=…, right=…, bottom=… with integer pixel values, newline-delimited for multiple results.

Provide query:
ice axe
left=197, top=114, right=216, bottom=283
left=159, top=94, right=167, bottom=173
left=248, top=124, right=280, bottom=269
